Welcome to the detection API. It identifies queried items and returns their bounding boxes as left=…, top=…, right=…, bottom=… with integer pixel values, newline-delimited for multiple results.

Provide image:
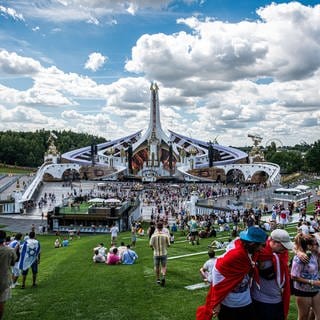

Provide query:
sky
left=0, top=0, right=319, bottom=148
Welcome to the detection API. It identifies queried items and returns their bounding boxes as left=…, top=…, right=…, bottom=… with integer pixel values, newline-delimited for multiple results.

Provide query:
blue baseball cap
left=240, top=226, right=267, bottom=244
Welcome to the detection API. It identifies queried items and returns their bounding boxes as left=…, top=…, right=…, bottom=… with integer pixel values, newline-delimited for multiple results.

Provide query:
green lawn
left=0, top=165, right=36, bottom=175
left=4, top=225, right=299, bottom=320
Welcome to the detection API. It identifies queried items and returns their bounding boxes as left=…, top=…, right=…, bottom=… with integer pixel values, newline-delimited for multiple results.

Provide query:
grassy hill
left=2, top=222, right=301, bottom=320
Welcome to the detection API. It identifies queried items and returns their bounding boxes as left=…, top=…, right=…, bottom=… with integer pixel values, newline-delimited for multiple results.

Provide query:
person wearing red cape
left=252, top=229, right=293, bottom=320
left=196, top=226, right=267, bottom=320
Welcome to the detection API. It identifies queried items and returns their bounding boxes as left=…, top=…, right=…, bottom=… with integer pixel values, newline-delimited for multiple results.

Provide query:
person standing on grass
left=0, top=230, right=17, bottom=320
left=131, top=223, right=137, bottom=247
left=252, top=229, right=294, bottom=320
left=8, top=232, right=23, bottom=288
left=188, top=215, right=200, bottom=245
left=149, top=222, right=170, bottom=287
left=19, top=231, right=40, bottom=289
left=291, top=233, right=320, bottom=319
left=110, top=223, right=119, bottom=246
left=196, top=226, right=268, bottom=320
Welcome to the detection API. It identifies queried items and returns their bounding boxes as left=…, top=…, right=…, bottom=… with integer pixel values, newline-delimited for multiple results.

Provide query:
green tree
left=268, top=150, right=304, bottom=174
left=0, top=130, right=106, bottom=168
left=305, top=140, right=320, bottom=173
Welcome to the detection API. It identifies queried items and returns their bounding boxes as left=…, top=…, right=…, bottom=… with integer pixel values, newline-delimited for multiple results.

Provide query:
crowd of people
left=0, top=229, right=41, bottom=319
left=92, top=241, right=138, bottom=265
left=195, top=201, right=320, bottom=320
left=2, top=180, right=320, bottom=320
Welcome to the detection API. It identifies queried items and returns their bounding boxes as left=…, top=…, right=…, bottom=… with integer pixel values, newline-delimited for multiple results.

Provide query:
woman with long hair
left=291, top=234, right=320, bottom=319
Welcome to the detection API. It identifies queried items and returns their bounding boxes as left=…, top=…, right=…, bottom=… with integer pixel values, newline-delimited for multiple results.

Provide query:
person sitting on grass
left=122, top=245, right=138, bottom=265
left=54, top=239, right=61, bottom=248
left=106, top=248, right=120, bottom=265
left=117, top=242, right=127, bottom=258
left=62, top=237, right=69, bottom=247
left=93, top=243, right=106, bottom=257
left=200, top=248, right=216, bottom=284
left=93, top=249, right=105, bottom=263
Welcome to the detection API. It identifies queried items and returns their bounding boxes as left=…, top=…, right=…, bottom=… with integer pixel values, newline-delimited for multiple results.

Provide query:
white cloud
left=126, top=3, right=320, bottom=83
left=0, top=3, right=319, bottom=146
left=0, top=50, right=42, bottom=75
left=5, top=0, right=193, bottom=23
left=84, top=52, right=107, bottom=72
left=0, top=105, right=47, bottom=123
left=0, top=5, right=24, bottom=21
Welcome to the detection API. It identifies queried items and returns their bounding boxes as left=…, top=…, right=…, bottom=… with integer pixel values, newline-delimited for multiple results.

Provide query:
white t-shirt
left=222, top=275, right=251, bottom=308
left=202, top=258, right=216, bottom=283
left=110, top=226, right=119, bottom=237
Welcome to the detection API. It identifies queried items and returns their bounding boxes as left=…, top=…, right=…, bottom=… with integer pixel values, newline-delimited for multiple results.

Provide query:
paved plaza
left=1, top=177, right=318, bottom=234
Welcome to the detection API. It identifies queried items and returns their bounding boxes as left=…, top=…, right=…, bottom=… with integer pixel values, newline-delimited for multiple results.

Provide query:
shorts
left=22, top=260, right=38, bottom=276
left=0, top=288, right=11, bottom=303
left=154, top=255, right=167, bottom=268
left=219, top=303, right=255, bottom=320
left=190, top=231, right=198, bottom=237
left=252, top=300, right=284, bottom=320
left=294, top=289, right=319, bottom=297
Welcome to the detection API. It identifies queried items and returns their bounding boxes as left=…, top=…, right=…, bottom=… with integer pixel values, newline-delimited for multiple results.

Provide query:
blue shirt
left=122, top=249, right=138, bottom=265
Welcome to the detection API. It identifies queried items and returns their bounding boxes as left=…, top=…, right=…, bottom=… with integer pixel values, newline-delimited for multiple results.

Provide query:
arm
left=200, top=267, right=208, bottom=282
left=11, top=250, right=18, bottom=266
left=291, top=275, right=320, bottom=287
left=293, top=247, right=309, bottom=264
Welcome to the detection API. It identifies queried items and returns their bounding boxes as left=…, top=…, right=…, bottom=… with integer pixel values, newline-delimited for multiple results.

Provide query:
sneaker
left=161, top=278, right=165, bottom=287
left=156, top=279, right=161, bottom=285
left=10, top=284, right=16, bottom=289
left=21, top=285, right=25, bottom=289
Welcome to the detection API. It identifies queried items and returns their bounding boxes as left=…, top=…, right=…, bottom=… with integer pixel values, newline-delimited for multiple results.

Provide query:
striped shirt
left=150, top=231, right=170, bottom=257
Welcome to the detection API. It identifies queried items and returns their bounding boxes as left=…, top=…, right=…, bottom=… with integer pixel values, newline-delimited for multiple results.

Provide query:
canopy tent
left=104, top=198, right=121, bottom=203
left=88, top=198, right=106, bottom=203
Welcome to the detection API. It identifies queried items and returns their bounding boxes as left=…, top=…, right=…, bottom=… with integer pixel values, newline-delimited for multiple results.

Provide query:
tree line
left=0, top=130, right=106, bottom=168
left=262, top=141, right=320, bottom=174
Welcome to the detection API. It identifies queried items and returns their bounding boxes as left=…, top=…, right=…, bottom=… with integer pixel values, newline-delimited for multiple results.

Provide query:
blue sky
left=0, top=0, right=319, bottom=147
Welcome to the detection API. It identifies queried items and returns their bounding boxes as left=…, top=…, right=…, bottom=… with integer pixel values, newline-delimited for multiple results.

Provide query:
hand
left=212, top=304, right=221, bottom=317
left=297, top=251, right=309, bottom=264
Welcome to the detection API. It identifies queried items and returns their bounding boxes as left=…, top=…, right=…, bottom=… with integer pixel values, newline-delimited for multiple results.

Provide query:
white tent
left=295, top=185, right=310, bottom=191
left=104, top=198, right=121, bottom=203
left=88, top=198, right=106, bottom=203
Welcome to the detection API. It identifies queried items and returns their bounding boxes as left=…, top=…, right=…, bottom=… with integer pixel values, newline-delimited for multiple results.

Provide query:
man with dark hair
left=188, top=216, right=199, bottom=245
left=19, top=231, right=41, bottom=289
left=0, top=230, right=17, bottom=319
left=150, top=222, right=170, bottom=286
